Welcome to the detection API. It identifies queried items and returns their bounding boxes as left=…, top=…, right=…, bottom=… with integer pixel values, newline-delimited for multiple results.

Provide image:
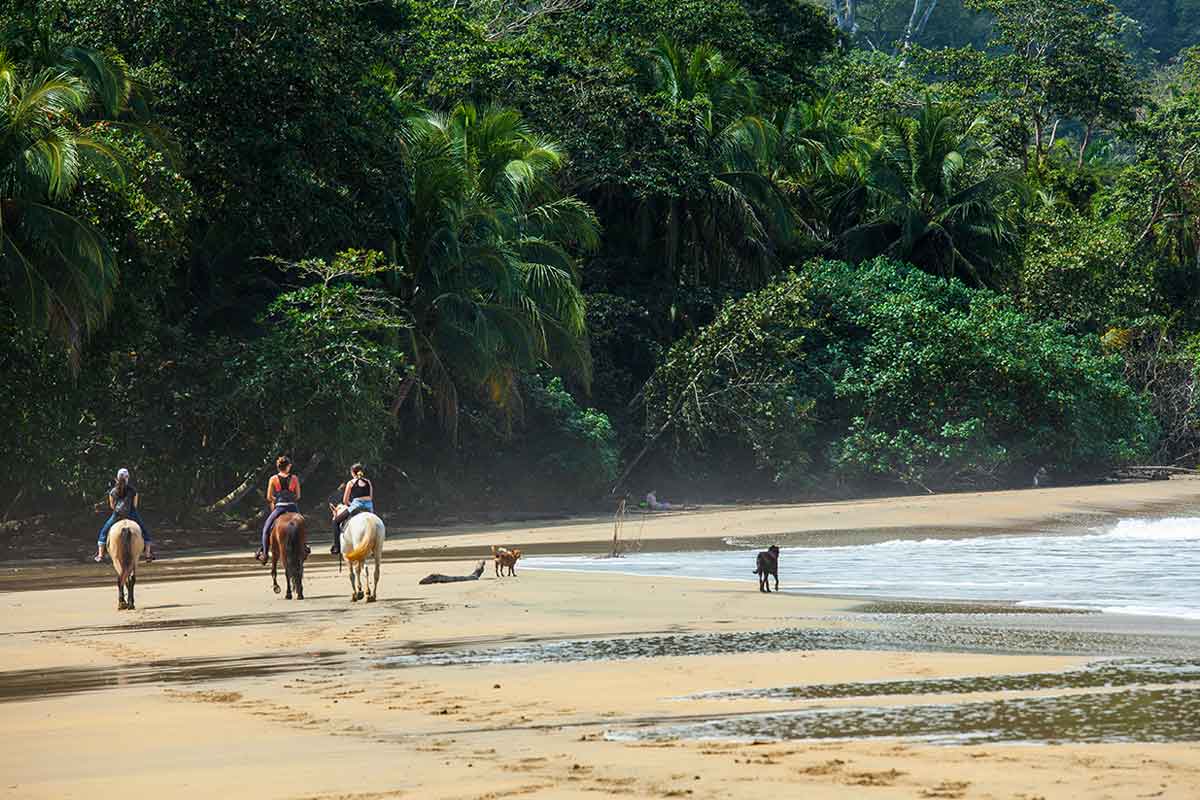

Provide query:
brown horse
left=108, top=519, right=144, bottom=610
left=269, top=511, right=307, bottom=599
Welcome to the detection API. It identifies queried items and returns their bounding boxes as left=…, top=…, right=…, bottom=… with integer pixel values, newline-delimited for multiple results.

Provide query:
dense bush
left=647, top=258, right=1157, bottom=491
left=449, top=375, right=620, bottom=508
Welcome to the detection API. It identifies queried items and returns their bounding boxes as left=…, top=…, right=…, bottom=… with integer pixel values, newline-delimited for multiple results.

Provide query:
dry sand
left=2, top=479, right=1199, bottom=799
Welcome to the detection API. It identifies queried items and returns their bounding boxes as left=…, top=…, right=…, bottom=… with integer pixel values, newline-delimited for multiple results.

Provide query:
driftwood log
left=419, top=560, right=486, bottom=585
left=1110, top=465, right=1199, bottom=481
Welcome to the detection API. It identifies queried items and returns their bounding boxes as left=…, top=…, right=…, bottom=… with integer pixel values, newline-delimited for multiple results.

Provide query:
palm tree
left=641, top=38, right=791, bottom=288
left=767, top=94, right=871, bottom=250
left=391, top=101, right=599, bottom=437
left=0, top=49, right=127, bottom=355
left=842, top=99, right=1017, bottom=287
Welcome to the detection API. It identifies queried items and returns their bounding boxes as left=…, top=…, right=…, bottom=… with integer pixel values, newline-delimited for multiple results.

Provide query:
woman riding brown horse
left=269, top=510, right=307, bottom=600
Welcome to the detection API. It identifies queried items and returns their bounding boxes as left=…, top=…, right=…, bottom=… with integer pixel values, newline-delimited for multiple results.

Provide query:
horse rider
left=257, top=455, right=303, bottom=563
left=330, top=463, right=374, bottom=555
left=95, top=467, right=154, bottom=562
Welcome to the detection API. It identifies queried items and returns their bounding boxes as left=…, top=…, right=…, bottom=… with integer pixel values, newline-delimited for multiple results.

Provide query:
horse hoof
left=118, top=601, right=128, bottom=610
left=366, top=595, right=376, bottom=603
left=296, top=593, right=303, bottom=600
left=273, top=585, right=281, bottom=594
left=128, top=604, right=135, bottom=610
left=350, top=594, right=358, bottom=602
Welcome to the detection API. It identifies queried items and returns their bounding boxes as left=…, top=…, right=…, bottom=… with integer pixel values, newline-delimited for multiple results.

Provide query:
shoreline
left=4, top=474, right=1198, bottom=567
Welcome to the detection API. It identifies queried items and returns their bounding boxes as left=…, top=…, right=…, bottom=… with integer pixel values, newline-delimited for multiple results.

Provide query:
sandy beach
left=3, top=479, right=1199, bottom=799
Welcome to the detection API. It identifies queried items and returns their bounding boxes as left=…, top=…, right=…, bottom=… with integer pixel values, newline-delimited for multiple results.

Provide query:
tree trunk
left=203, top=450, right=322, bottom=513
left=204, top=462, right=269, bottom=513
left=1077, top=122, right=1094, bottom=168
left=390, top=374, right=417, bottom=417
left=298, top=451, right=325, bottom=482
left=2, top=487, right=25, bottom=524
left=915, top=0, right=938, bottom=36
left=830, top=0, right=858, bottom=34
left=896, top=0, right=936, bottom=64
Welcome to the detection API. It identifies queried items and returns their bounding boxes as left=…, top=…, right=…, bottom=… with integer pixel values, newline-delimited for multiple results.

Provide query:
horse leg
left=365, top=557, right=376, bottom=603
left=283, top=544, right=293, bottom=600
left=127, top=573, right=136, bottom=610
left=117, top=575, right=127, bottom=610
left=348, top=561, right=359, bottom=602
left=355, top=562, right=365, bottom=601
left=294, top=554, right=303, bottom=600
left=368, top=549, right=380, bottom=602
left=271, top=549, right=281, bottom=595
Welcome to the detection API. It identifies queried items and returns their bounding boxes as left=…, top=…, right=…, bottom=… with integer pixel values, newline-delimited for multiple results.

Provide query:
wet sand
left=3, top=480, right=1200, bottom=798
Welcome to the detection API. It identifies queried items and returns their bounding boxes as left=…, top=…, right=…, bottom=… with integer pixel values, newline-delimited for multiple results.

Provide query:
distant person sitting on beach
left=95, top=468, right=153, bottom=562
left=644, top=490, right=674, bottom=511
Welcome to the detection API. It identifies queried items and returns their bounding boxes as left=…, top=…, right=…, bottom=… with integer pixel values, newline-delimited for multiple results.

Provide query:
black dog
left=754, top=545, right=780, bottom=593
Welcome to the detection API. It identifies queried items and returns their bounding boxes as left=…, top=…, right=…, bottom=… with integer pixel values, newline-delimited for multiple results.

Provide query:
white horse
left=108, top=520, right=144, bottom=610
left=331, top=504, right=385, bottom=602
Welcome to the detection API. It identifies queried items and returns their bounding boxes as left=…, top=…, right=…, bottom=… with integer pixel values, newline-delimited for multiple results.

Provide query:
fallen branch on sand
left=419, top=560, right=486, bottom=584
left=1109, top=465, right=1199, bottom=481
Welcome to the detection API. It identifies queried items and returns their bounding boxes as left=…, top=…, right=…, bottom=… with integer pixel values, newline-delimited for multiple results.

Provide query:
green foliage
left=393, top=101, right=598, bottom=435
left=6, top=0, right=1200, bottom=518
left=232, top=251, right=409, bottom=468
left=844, top=99, right=1018, bottom=286
left=586, top=293, right=662, bottom=418
left=1016, top=203, right=1155, bottom=331
left=0, top=44, right=131, bottom=355
left=520, top=374, right=619, bottom=497
left=959, top=0, right=1142, bottom=167
left=55, top=0, right=409, bottom=307
left=647, top=258, right=1156, bottom=490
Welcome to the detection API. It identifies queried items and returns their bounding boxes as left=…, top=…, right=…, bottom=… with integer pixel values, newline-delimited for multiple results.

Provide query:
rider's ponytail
left=350, top=462, right=365, bottom=478
left=115, top=468, right=129, bottom=498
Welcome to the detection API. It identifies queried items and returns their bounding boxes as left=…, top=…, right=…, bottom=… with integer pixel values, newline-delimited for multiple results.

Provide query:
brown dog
left=491, top=545, right=522, bottom=577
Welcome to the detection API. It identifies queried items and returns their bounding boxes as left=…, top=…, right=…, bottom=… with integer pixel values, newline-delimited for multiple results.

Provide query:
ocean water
left=524, top=516, right=1200, bottom=621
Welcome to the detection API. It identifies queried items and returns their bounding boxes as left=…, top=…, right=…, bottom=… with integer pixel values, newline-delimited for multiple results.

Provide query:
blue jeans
left=261, top=503, right=299, bottom=553
left=349, top=498, right=374, bottom=514
left=98, top=511, right=151, bottom=545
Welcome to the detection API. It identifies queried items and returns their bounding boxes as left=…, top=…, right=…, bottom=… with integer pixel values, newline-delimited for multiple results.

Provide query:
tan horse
left=331, top=503, right=385, bottom=602
left=269, top=512, right=307, bottom=599
left=108, top=520, right=144, bottom=610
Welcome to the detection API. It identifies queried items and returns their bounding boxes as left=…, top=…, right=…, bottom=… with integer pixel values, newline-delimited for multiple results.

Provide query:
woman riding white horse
left=332, top=500, right=385, bottom=602
left=330, top=463, right=373, bottom=555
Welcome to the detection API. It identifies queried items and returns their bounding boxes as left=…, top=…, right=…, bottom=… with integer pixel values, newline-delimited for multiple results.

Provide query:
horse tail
left=118, top=525, right=134, bottom=583
left=344, top=521, right=377, bottom=563
left=285, top=520, right=303, bottom=573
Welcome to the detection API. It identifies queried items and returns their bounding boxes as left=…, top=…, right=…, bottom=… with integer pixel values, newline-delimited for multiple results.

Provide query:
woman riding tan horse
left=108, top=519, right=144, bottom=610
left=330, top=502, right=385, bottom=602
